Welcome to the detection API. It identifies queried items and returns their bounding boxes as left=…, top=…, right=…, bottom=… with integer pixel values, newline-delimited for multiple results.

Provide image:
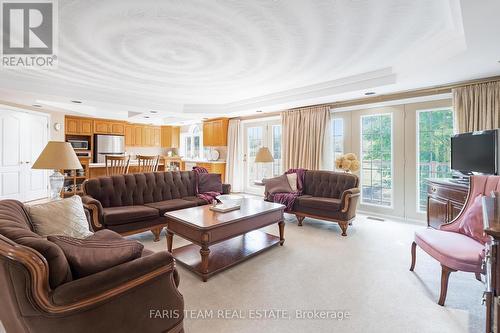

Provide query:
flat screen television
left=451, top=130, right=499, bottom=175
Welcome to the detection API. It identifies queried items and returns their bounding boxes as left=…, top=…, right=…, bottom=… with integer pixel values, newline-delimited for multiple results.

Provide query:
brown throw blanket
left=266, top=168, right=307, bottom=211
left=193, top=166, right=220, bottom=204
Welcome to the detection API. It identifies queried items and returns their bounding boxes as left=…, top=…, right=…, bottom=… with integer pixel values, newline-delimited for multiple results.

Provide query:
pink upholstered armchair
left=410, top=175, right=500, bottom=306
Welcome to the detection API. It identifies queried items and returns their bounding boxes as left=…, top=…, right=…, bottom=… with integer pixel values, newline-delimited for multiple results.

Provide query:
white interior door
left=25, top=114, right=49, bottom=201
left=0, top=111, right=25, bottom=200
left=0, top=110, right=48, bottom=201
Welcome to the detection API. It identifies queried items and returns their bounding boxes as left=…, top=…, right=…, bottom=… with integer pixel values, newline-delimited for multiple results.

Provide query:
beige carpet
left=128, top=214, right=485, bottom=333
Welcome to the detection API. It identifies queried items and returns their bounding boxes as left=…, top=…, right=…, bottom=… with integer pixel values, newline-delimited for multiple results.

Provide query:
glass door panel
left=417, top=108, right=454, bottom=212
left=272, top=125, right=282, bottom=176
left=360, top=114, right=393, bottom=207
left=404, top=100, right=454, bottom=221
left=242, top=119, right=281, bottom=195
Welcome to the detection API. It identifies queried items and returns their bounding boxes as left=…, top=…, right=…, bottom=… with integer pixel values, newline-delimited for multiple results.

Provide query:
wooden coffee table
left=164, top=198, right=285, bottom=281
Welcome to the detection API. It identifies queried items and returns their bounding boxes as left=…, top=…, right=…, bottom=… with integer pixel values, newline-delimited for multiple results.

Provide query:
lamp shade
left=255, top=147, right=274, bottom=163
left=32, top=141, right=83, bottom=170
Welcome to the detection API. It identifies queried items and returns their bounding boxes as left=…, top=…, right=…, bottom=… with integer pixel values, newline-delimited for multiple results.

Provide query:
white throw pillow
left=28, top=196, right=93, bottom=238
left=286, top=173, right=298, bottom=192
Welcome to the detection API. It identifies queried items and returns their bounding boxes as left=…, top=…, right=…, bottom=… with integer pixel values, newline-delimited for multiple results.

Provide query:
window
left=417, top=108, right=454, bottom=212
left=180, top=124, right=203, bottom=159
left=332, top=118, right=344, bottom=161
left=272, top=125, right=282, bottom=176
left=361, top=114, right=392, bottom=207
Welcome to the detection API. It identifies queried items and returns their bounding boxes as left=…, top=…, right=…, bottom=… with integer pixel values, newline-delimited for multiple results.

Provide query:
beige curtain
left=225, top=119, right=243, bottom=192
left=281, top=106, right=330, bottom=170
left=453, top=81, right=500, bottom=133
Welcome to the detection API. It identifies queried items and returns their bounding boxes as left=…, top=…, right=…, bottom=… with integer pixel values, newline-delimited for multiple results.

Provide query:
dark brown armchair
left=0, top=200, right=184, bottom=333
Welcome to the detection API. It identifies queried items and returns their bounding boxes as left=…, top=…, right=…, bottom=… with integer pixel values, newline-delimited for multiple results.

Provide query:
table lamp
left=32, top=141, right=83, bottom=199
left=254, top=147, right=274, bottom=182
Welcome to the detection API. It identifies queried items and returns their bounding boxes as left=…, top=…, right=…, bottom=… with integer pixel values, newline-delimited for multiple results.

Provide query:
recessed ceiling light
left=364, top=92, right=376, bottom=96
left=32, top=104, right=42, bottom=108
left=144, top=116, right=150, bottom=119
left=256, top=110, right=263, bottom=113
left=150, top=111, right=158, bottom=114
left=71, top=100, right=82, bottom=104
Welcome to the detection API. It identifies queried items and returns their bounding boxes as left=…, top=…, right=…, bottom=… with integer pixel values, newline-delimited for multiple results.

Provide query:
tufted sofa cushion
left=0, top=200, right=73, bottom=288
left=103, top=206, right=160, bottom=226
left=83, top=171, right=197, bottom=208
left=303, top=171, right=358, bottom=198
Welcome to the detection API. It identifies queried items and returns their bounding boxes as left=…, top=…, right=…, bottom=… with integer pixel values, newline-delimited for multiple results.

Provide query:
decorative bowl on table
left=216, top=194, right=243, bottom=206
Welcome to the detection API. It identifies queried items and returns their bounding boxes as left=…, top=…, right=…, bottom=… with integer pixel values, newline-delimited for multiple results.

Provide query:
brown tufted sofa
left=82, top=171, right=231, bottom=241
left=0, top=200, right=184, bottom=333
left=292, top=170, right=360, bottom=236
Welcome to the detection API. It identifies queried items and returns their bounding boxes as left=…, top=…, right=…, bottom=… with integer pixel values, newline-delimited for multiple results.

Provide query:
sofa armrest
left=81, top=195, right=104, bottom=231
left=340, top=188, right=360, bottom=215
left=52, top=251, right=181, bottom=308
left=222, top=183, right=231, bottom=194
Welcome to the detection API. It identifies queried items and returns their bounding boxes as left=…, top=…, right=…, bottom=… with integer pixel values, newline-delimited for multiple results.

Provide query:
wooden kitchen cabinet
left=94, top=120, right=125, bottom=135
left=153, top=127, right=161, bottom=146
left=427, top=179, right=468, bottom=229
left=110, top=122, right=125, bottom=135
left=93, top=120, right=111, bottom=134
left=195, top=162, right=226, bottom=182
left=125, top=124, right=134, bottom=146
left=161, top=126, right=180, bottom=148
left=125, top=124, right=161, bottom=147
left=142, top=126, right=152, bottom=146
left=203, top=118, right=228, bottom=146
left=134, top=125, right=143, bottom=146
left=65, top=116, right=93, bottom=135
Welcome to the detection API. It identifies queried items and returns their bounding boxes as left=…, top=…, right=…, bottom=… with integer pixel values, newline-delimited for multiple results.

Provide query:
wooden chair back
left=137, top=155, right=160, bottom=173
left=105, top=155, right=130, bottom=176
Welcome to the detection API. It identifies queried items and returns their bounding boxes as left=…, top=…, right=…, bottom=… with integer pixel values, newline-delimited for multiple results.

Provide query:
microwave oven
left=68, top=140, right=89, bottom=150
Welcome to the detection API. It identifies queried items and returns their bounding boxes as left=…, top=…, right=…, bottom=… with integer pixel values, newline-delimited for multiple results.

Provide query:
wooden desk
left=427, top=179, right=469, bottom=228
left=483, top=196, right=500, bottom=333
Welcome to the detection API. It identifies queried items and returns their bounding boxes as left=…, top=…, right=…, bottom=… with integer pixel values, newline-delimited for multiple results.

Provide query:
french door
left=0, top=110, right=49, bottom=201
left=334, top=99, right=453, bottom=221
left=351, top=106, right=405, bottom=217
left=242, top=119, right=281, bottom=195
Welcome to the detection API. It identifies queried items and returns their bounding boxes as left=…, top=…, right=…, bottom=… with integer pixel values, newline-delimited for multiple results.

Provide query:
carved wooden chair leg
left=438, top=265, right=456, bottom=306
left=475, top=272, right=482, bottom=282
left=338, top=221, right=348, bottom=236
left=296, top=215, right=305, bottom=226
left=410, top=242, right=417, bottom=271
left=151, top=227, right=162, bottom=242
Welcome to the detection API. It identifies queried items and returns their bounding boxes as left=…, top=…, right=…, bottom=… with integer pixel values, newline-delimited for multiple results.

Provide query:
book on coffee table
left=209, top=204, right=241, bottom=213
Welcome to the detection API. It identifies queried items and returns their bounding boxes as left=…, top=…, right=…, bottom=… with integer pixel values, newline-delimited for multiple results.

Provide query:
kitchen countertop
left=181, top=159, right=226, bottom=164
left=89, top=161, right=165, bottom=168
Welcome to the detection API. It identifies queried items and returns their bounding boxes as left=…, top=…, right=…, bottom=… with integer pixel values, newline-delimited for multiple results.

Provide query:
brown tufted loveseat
left=82, top=171, right=230, bottom=241
left=292, top=170, right=360, bottom=236
left=0, top=200, right=184, bottom=333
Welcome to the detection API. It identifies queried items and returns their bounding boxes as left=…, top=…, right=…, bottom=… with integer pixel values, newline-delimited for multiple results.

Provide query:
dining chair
left=410, top=175, right=500, bottom=305
left=137, top=155, right=160, bottom=172
left=105, top=155, right=130, bottom=176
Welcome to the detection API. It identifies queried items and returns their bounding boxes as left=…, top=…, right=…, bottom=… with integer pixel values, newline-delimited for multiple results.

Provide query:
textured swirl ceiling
left=0, top=0, right=499, bottom=122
